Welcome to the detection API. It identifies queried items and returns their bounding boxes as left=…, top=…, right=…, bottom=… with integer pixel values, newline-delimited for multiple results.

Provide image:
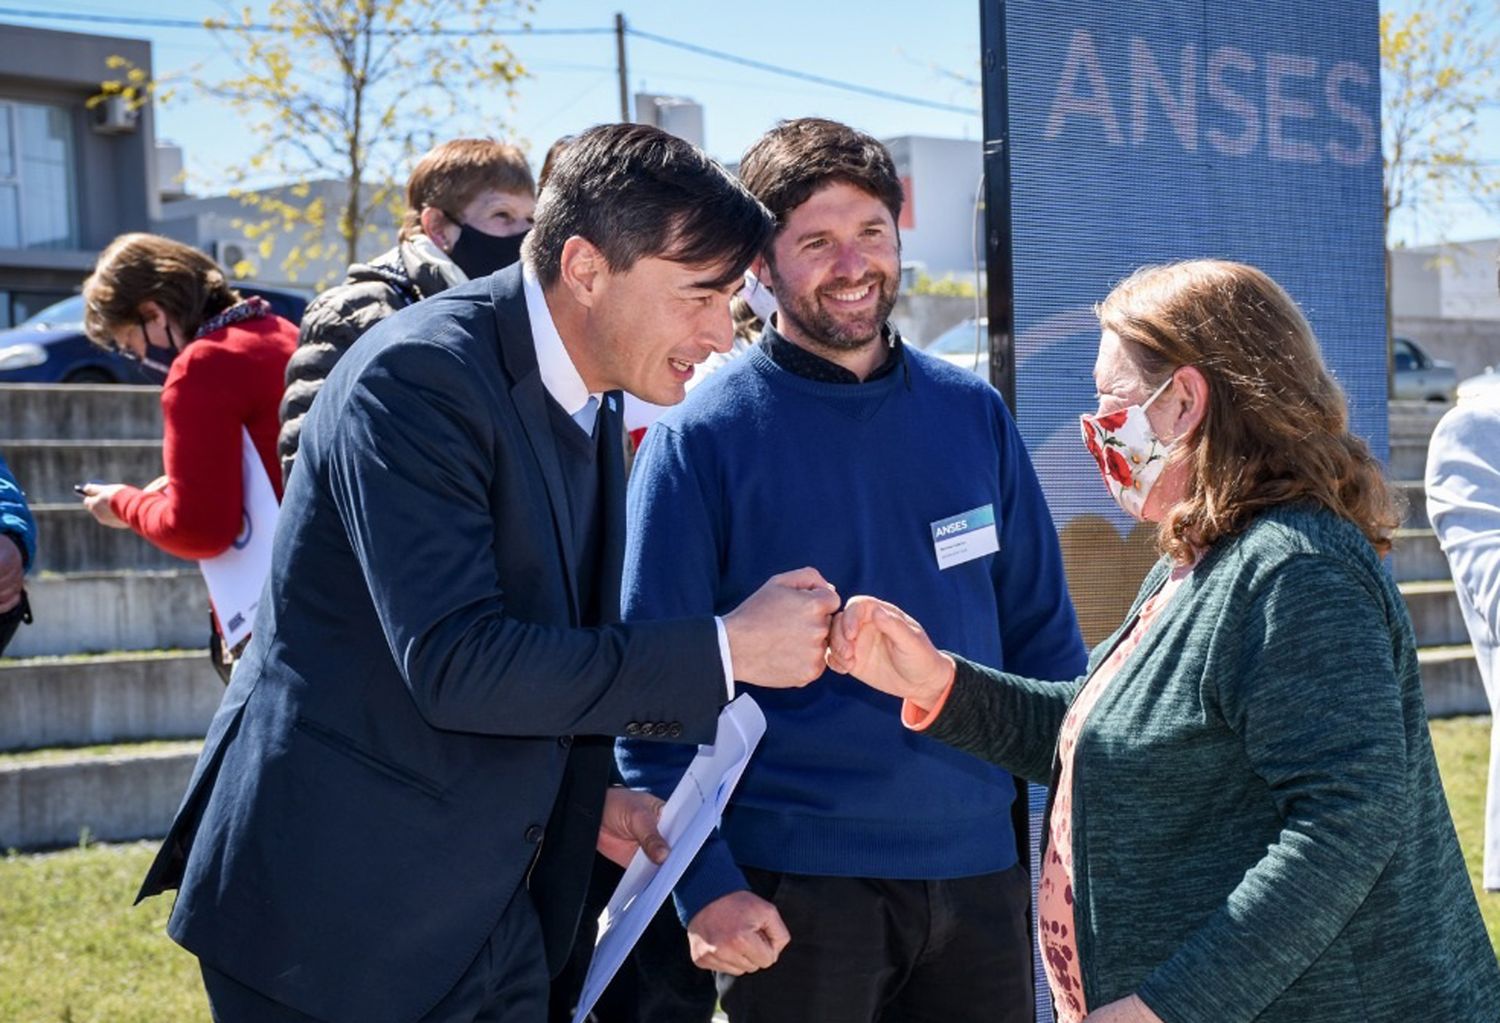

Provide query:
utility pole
left=615, top=12, right=630, bottom=122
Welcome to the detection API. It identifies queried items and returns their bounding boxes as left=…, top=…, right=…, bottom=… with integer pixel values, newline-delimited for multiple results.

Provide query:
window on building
left=0, top=100, right=78, bottom=250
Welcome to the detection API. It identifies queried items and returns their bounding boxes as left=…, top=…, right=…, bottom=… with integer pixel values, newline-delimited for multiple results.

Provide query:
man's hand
left=723, top=568, right=840, bottom=687
left=686, top=890, right=790, bottom=975
left=1084, top=995, right=1165, bottom=1023
left=79, top=483, right=129, bottom=529
left=826, top=596, right=955, bottom=711
left=596, top=786, right=669, bottom=868
left=0, top=535, right=24, bottom=613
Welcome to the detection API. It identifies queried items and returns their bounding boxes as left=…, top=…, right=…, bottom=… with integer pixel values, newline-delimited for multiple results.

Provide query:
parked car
left=0, top=283, right=310, bottom=384
left=1457, top=366, right=1500, bottom=404
left=1392, top=336, right=1457, bottom=402
left=926, top=316, right=989, bottom=375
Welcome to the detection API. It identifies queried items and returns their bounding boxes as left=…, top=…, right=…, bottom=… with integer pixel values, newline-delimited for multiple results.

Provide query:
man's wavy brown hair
left=1096, top=259, right=1403, bottom=563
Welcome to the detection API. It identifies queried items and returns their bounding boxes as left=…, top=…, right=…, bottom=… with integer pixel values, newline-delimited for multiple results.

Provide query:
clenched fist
left=723, top=568, right=840, bottom=688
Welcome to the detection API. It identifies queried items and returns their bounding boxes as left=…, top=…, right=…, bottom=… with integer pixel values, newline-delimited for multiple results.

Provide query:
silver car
left=1393, top=337, right=1457, bottom=402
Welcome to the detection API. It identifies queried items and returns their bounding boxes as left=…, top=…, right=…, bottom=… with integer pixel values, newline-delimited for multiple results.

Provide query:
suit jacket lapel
left=490, top=268, right=581, bottom=624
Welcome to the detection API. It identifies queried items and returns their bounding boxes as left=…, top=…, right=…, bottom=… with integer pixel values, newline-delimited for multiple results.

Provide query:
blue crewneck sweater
left=617, top=340, right=1086, bottom=921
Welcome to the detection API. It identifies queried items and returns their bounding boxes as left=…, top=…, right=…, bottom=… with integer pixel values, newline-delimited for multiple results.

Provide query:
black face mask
left=447, top=219, right=527, bottom=281
left=134, top=314, right=182, bottom=381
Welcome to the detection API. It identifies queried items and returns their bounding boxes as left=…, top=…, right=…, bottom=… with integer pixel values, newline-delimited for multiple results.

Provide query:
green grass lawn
left=2, top=718, right=1498, bottom=1021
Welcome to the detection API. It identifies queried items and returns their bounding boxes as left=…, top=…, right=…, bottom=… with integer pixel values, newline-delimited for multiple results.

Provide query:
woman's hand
left=79, top=483, right=128, bottom=529
left=1084, top=995, right=1165, bottom=1023
left=826, top=596, right=956, bottom=712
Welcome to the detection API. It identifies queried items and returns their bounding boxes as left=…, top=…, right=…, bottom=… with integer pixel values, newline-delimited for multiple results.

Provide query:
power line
left=626, top=27, right=979, bottom=116
left=0, top=7, right=610, bottom=35
left=0, top=5, right=979, bottom=117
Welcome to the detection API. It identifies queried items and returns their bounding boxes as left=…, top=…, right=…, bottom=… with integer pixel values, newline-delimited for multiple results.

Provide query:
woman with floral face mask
left=827, top=260, right=1500, bottom=1023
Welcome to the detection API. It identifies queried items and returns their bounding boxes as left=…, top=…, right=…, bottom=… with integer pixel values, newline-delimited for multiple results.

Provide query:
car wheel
left=63, top=368, right=116, bottom=384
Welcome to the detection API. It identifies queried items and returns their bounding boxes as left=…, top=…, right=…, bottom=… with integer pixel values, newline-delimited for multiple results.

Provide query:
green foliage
left=909, top=271, right=980, bottom=298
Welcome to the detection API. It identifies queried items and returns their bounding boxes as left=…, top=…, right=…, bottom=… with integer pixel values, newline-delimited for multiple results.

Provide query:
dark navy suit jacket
left=139, top=266, right=725, bottom=1023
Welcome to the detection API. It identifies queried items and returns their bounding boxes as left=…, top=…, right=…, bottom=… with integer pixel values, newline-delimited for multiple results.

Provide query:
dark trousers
left=551, top=855, right=716, bottom=1023
left=202, top=888, right=550, bottom=1023
left=718, top=865, right=1033, bottom=1023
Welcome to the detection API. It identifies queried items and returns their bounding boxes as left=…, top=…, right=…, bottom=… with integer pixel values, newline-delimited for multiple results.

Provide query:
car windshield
left=18, top=295, right=86, bottom=330
left=926, top=319, right=988, bottom=354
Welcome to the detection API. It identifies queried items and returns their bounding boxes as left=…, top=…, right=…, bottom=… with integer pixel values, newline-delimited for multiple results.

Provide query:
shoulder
left=906, top=347, right=1013, bottom=417
left=650, top=352, right=771, bottom=436
left=1431, top=401, right=1500, bottom=460
left=1206, top=505, right=1387, bottom=604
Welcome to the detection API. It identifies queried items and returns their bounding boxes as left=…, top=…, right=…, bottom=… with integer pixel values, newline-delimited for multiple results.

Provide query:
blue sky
left=8, top=0, right=1498, bottom=246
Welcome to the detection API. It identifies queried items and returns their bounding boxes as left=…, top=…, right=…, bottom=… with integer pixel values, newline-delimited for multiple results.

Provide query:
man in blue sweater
left=618, top=118, right=1087, bottom=1023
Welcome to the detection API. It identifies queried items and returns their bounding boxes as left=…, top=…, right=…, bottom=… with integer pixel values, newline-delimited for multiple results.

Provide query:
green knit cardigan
left=930, top=504, right=1500, bottom=1023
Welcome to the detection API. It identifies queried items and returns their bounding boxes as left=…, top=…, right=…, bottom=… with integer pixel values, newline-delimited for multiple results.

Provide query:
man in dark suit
left=137, top=123, right=841, bottom=1023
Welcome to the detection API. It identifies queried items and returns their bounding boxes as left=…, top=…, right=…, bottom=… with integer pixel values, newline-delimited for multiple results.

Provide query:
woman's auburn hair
left=83, top=232, right=240, bottom=345
left=1096, top=259, right=1403, bottom=563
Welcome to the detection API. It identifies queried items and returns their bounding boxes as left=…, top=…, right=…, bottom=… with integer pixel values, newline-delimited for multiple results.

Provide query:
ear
left=558, top=236, right=607, bottom=309
left=749, top=254, right=770, bottom=283
left=420, top=207, right=459, bottom=252
left=1168, top=365, right=1210, bottom=441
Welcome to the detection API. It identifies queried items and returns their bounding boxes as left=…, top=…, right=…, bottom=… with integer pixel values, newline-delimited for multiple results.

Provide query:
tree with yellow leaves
left=200, top=0, right=531, bottom=283
left=1380, top=0, right=1499, bottom=384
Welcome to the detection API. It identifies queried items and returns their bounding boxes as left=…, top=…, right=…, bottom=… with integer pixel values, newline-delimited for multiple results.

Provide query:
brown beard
left=767, top=265, right=898, bottom=352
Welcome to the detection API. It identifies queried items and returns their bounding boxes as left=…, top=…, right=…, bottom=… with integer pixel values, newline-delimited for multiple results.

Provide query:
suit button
left=668, top=722, right=683, bottom=738
left=625, top=722, right=642, bottom=737
left=558, top=735, right=573, bottom=749
left=524, top=825, right=545, bottom=843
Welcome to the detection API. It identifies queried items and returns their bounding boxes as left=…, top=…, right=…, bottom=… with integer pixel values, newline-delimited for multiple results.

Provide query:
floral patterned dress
left=1039, top=564, right=1192, bottom=1022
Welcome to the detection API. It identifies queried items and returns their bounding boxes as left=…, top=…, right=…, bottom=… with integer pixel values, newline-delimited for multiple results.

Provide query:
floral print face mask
left=1079, top=376, right=1176, bottom=521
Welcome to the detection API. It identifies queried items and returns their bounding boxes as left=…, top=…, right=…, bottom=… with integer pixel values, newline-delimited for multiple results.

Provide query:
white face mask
left=1079, top=376, right=1177, bottom=520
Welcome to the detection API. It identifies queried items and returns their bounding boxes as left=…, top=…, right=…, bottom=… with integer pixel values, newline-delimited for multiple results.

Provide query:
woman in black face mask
left=277, top=138, right=536, bottom=484
left=79, top=232, right=301, bottom=679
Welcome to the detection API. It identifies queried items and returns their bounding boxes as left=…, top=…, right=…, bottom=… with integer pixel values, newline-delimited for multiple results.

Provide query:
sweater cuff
left=901, top=671, right=957, bottom=731
left=671, top=836, right=749, bottom=926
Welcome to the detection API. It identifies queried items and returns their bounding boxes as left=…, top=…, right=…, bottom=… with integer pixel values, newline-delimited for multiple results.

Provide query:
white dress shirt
left=522, top=265, right=736, bottom=700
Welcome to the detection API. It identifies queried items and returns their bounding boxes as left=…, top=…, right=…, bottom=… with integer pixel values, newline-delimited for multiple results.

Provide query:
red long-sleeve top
left=111, top=315, right=298, bottom=560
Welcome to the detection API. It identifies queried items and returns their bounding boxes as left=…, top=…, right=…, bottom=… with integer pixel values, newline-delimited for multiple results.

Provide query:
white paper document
left=198, top=428, right=279, bottom=649
left=571, top=695, right=767, bottom=1023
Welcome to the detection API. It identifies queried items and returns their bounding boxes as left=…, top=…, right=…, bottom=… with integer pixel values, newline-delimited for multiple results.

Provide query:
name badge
left=931, top=503, right=1000, bottom=570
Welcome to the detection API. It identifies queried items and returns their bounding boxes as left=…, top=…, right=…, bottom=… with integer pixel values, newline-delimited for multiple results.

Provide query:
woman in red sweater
left=78, top=233, right=297, bottom=561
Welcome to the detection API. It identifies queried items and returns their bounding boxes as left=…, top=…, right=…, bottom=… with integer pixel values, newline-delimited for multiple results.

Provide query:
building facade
left=0, top=23, right=157, bottom=326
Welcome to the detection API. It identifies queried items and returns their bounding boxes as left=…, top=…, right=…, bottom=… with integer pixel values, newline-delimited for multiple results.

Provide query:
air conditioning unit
left=209, top=238, right=251, bottom=271
left=90, top=94, right=140, bottom=136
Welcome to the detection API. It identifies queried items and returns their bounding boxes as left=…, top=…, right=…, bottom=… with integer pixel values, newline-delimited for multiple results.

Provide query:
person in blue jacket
left=0, top=449, right=35, bottom=654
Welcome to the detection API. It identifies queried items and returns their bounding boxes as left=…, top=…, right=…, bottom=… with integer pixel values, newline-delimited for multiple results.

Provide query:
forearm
left=923, top=654, right=1079, bottom=783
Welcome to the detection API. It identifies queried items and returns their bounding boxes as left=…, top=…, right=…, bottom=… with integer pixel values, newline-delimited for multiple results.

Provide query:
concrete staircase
left=1, top=384, right=219, bottom=851
left=1389, top=400, right=1486, bottom=717
left=0, top=388, right=1486, bottom=851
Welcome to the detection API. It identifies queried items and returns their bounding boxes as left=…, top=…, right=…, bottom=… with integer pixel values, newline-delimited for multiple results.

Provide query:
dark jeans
left=718, top=865, right=1034, bottom=1023
left=202, top=888, right=550, bottom=1023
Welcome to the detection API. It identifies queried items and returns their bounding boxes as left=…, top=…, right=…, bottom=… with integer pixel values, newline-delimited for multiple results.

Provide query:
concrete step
left=1, top=439, right=162, bottom=504
left=0, top=651, right=222, bottom=753
left=1395, top=481, right=1429, bottom=529
left=1388, top=528, right=1450, bottom=583
left=0, top=382, right=162, bottom=440
left=1420, top=645, right=1488, bottom=717
left=1388, top=399, right=1451, bottom=439
left=0, top=740, right=199, bottom=850
left=29, top=502, right=182, bottom=572
left=1389, top=439, right=1430, bottom=481
left=6, top=569, right=208, bottom=658
left=1401, top=580, right=1473, bottom=648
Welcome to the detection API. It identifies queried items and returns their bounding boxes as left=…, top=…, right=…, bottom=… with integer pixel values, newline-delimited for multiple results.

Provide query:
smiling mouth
left=668, top=357, right=696, bottom=373
left=825, top=283, right=874, bottom=304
